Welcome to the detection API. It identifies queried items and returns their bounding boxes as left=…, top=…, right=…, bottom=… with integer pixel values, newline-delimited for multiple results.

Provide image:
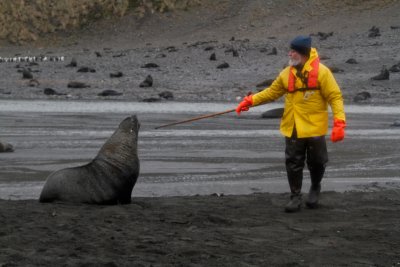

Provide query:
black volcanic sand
left=1, top=1, right=400, bottom=266
left=1, top=190, right=399, bottom=266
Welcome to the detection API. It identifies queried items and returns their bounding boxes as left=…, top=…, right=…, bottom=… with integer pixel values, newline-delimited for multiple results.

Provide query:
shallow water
left=1, top=99, right=400, bottom=114
left=0, top=100, right=399, bottom=200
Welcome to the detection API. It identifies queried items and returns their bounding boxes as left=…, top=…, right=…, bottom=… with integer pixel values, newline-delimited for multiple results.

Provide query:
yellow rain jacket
left=252, top=47, right=345, bottom=138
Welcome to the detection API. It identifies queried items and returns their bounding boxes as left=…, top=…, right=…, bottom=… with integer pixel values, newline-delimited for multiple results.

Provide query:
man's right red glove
left=331, top=119, right=346, bottom=142
left=236, top=95, right=253, bottom=115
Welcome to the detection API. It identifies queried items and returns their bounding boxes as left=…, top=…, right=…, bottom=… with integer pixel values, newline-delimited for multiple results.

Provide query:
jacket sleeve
left=252, top=72, right=287, bottom=106
left=320, top=67, right=346, bottom=121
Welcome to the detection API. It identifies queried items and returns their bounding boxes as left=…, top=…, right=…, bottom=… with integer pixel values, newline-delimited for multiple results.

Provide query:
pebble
left=328, top=66, right=344, bottom=73
left=389, top=64, right=400, bottom=72
left=346, top=58, right=358, bottom=64
left=110, top=71, right=123, bottom=78
left=353, top=91, right=371, bottom=103
left=315, top=32, right=333, bottom=40
left=140, top=75, right=153, bottom=87
left=217, top=62, right=230, bottom=69
left=28, top=79, right=40, bottom=87
left=66, top=58, right=77, bottom=67
left=141, top=63, right=159, bottom=68
left=67, top=81, right=90, bottom=88
left=0, top=141, right=14, bottom=153
left=142, top=97, right=161, bottom=102
left=391, top=120, right=400, bottom=127
left=261, top=108, right=284, bottom=119
left=159, top=91, right=174, bottom=100
left=77, top=67, right=96, bottom=73
left=209, top=53, right=216, bottom=61
left=98, top=90, right=122, bottom=97
left=371, top=66, right=389, bottom=80
left=43, top=88, right=59, bottom=95
left=368, top=26, right=380, bottom=38
left=256, top=79, right=274, bottom=88
left=112, top=53, right=126, bottom=58
left=22, top=69, right=33, bottom=79
left=267, top=47, right=277, bottom=55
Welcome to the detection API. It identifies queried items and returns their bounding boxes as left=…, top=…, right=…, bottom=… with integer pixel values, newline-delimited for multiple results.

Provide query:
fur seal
left=0, top=141, right=14, bottom=152
left=39, top=115, right=140, bottom=204
left=261, top=108, right=284, bottom=119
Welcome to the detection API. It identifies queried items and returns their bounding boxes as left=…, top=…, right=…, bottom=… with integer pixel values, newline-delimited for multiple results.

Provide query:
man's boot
left=285, top=193, right=302, bottom=213
left=306, top=184, right=321, bottom=209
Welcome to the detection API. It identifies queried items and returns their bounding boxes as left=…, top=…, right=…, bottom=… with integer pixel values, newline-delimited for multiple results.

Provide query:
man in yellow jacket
left=236, top=35, right=346, bottom=212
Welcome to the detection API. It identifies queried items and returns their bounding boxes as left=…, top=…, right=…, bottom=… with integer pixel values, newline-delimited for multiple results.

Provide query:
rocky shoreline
left=1, top=0, right=400, bottom=105
left=0, top=1, right=400, bottom=265
left=1, top=35, right=399, bottom=105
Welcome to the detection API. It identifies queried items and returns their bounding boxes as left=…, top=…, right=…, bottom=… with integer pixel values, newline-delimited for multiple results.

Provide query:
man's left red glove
left=236, top=95, right=253, bottom=115
left=331, top=119, right=346, bottom=142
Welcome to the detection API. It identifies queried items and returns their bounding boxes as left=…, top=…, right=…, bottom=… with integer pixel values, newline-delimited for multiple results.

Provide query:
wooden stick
left=155, top=108, right=236, bottom=129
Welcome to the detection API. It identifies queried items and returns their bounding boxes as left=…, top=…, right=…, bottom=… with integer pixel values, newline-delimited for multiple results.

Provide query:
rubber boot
left=285, top=193, right=302, bottom=213
left=306, top=184, right=321, bottom=209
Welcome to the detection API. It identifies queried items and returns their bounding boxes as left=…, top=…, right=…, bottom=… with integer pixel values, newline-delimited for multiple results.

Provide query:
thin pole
left=155, top=108, right=236, bottom=129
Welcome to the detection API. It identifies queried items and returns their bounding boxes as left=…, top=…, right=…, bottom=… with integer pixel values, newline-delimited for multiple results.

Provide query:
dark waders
left=284, top=127, right=328, bottom=212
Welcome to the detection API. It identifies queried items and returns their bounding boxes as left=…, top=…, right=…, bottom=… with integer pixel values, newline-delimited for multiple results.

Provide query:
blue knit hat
left=290, top=35, right=312, bottom=57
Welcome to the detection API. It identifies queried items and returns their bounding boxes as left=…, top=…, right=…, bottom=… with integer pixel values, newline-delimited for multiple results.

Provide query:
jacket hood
left=304, top=47, right=319, bottom=72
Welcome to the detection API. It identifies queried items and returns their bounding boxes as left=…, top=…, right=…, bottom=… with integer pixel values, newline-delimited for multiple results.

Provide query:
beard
left=288, top=58, right=301, bottom=66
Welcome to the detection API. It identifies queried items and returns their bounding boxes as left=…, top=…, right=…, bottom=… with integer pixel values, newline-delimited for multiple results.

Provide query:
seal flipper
left=39, top=180, right=58, bottom=203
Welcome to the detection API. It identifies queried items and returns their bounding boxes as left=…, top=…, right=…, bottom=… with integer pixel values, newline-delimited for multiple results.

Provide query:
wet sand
left=0, top=100, right=400, bottom=266
left=1, top=100, right=400, bottom=199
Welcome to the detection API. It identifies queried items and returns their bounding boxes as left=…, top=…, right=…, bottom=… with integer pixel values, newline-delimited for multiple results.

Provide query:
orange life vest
left=288, top=57, right=320, bottom=92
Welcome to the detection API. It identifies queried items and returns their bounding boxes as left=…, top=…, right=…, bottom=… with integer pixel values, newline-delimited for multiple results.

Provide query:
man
left=236, top=35, right=346, bottom=212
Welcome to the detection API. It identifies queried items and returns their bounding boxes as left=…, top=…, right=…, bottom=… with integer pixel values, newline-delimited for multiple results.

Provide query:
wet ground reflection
left=0, top=100, right=399, bottom=199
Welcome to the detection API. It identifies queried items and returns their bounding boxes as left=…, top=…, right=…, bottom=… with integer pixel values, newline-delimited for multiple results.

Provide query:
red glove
left=236, top=95, right=253, bottom=115
left=331, top=119, right=346, bottom=142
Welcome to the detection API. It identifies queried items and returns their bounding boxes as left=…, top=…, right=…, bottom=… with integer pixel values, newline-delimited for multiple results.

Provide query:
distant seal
left=39, top=115, right=140, bottom=204
left=0, top=141, right=14, bottom=152
left=261, top=107, right=284, bottom=119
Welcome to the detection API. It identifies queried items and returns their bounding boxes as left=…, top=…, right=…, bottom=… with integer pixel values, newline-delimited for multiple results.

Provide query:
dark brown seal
left=0, top=140, right=14, bottom=152
left=39, top=115, right=140, bottom=204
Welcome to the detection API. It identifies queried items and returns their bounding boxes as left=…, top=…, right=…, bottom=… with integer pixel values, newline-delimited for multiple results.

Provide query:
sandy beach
left=0, top=101, right=399, bottom=266
left=1, top=0, right=400, bottom=266
left=1, top=190, right=399, bottom=266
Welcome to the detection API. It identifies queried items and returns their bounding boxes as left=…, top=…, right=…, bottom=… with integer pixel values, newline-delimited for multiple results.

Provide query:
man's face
left=288, top=49, right=303, bottom=66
